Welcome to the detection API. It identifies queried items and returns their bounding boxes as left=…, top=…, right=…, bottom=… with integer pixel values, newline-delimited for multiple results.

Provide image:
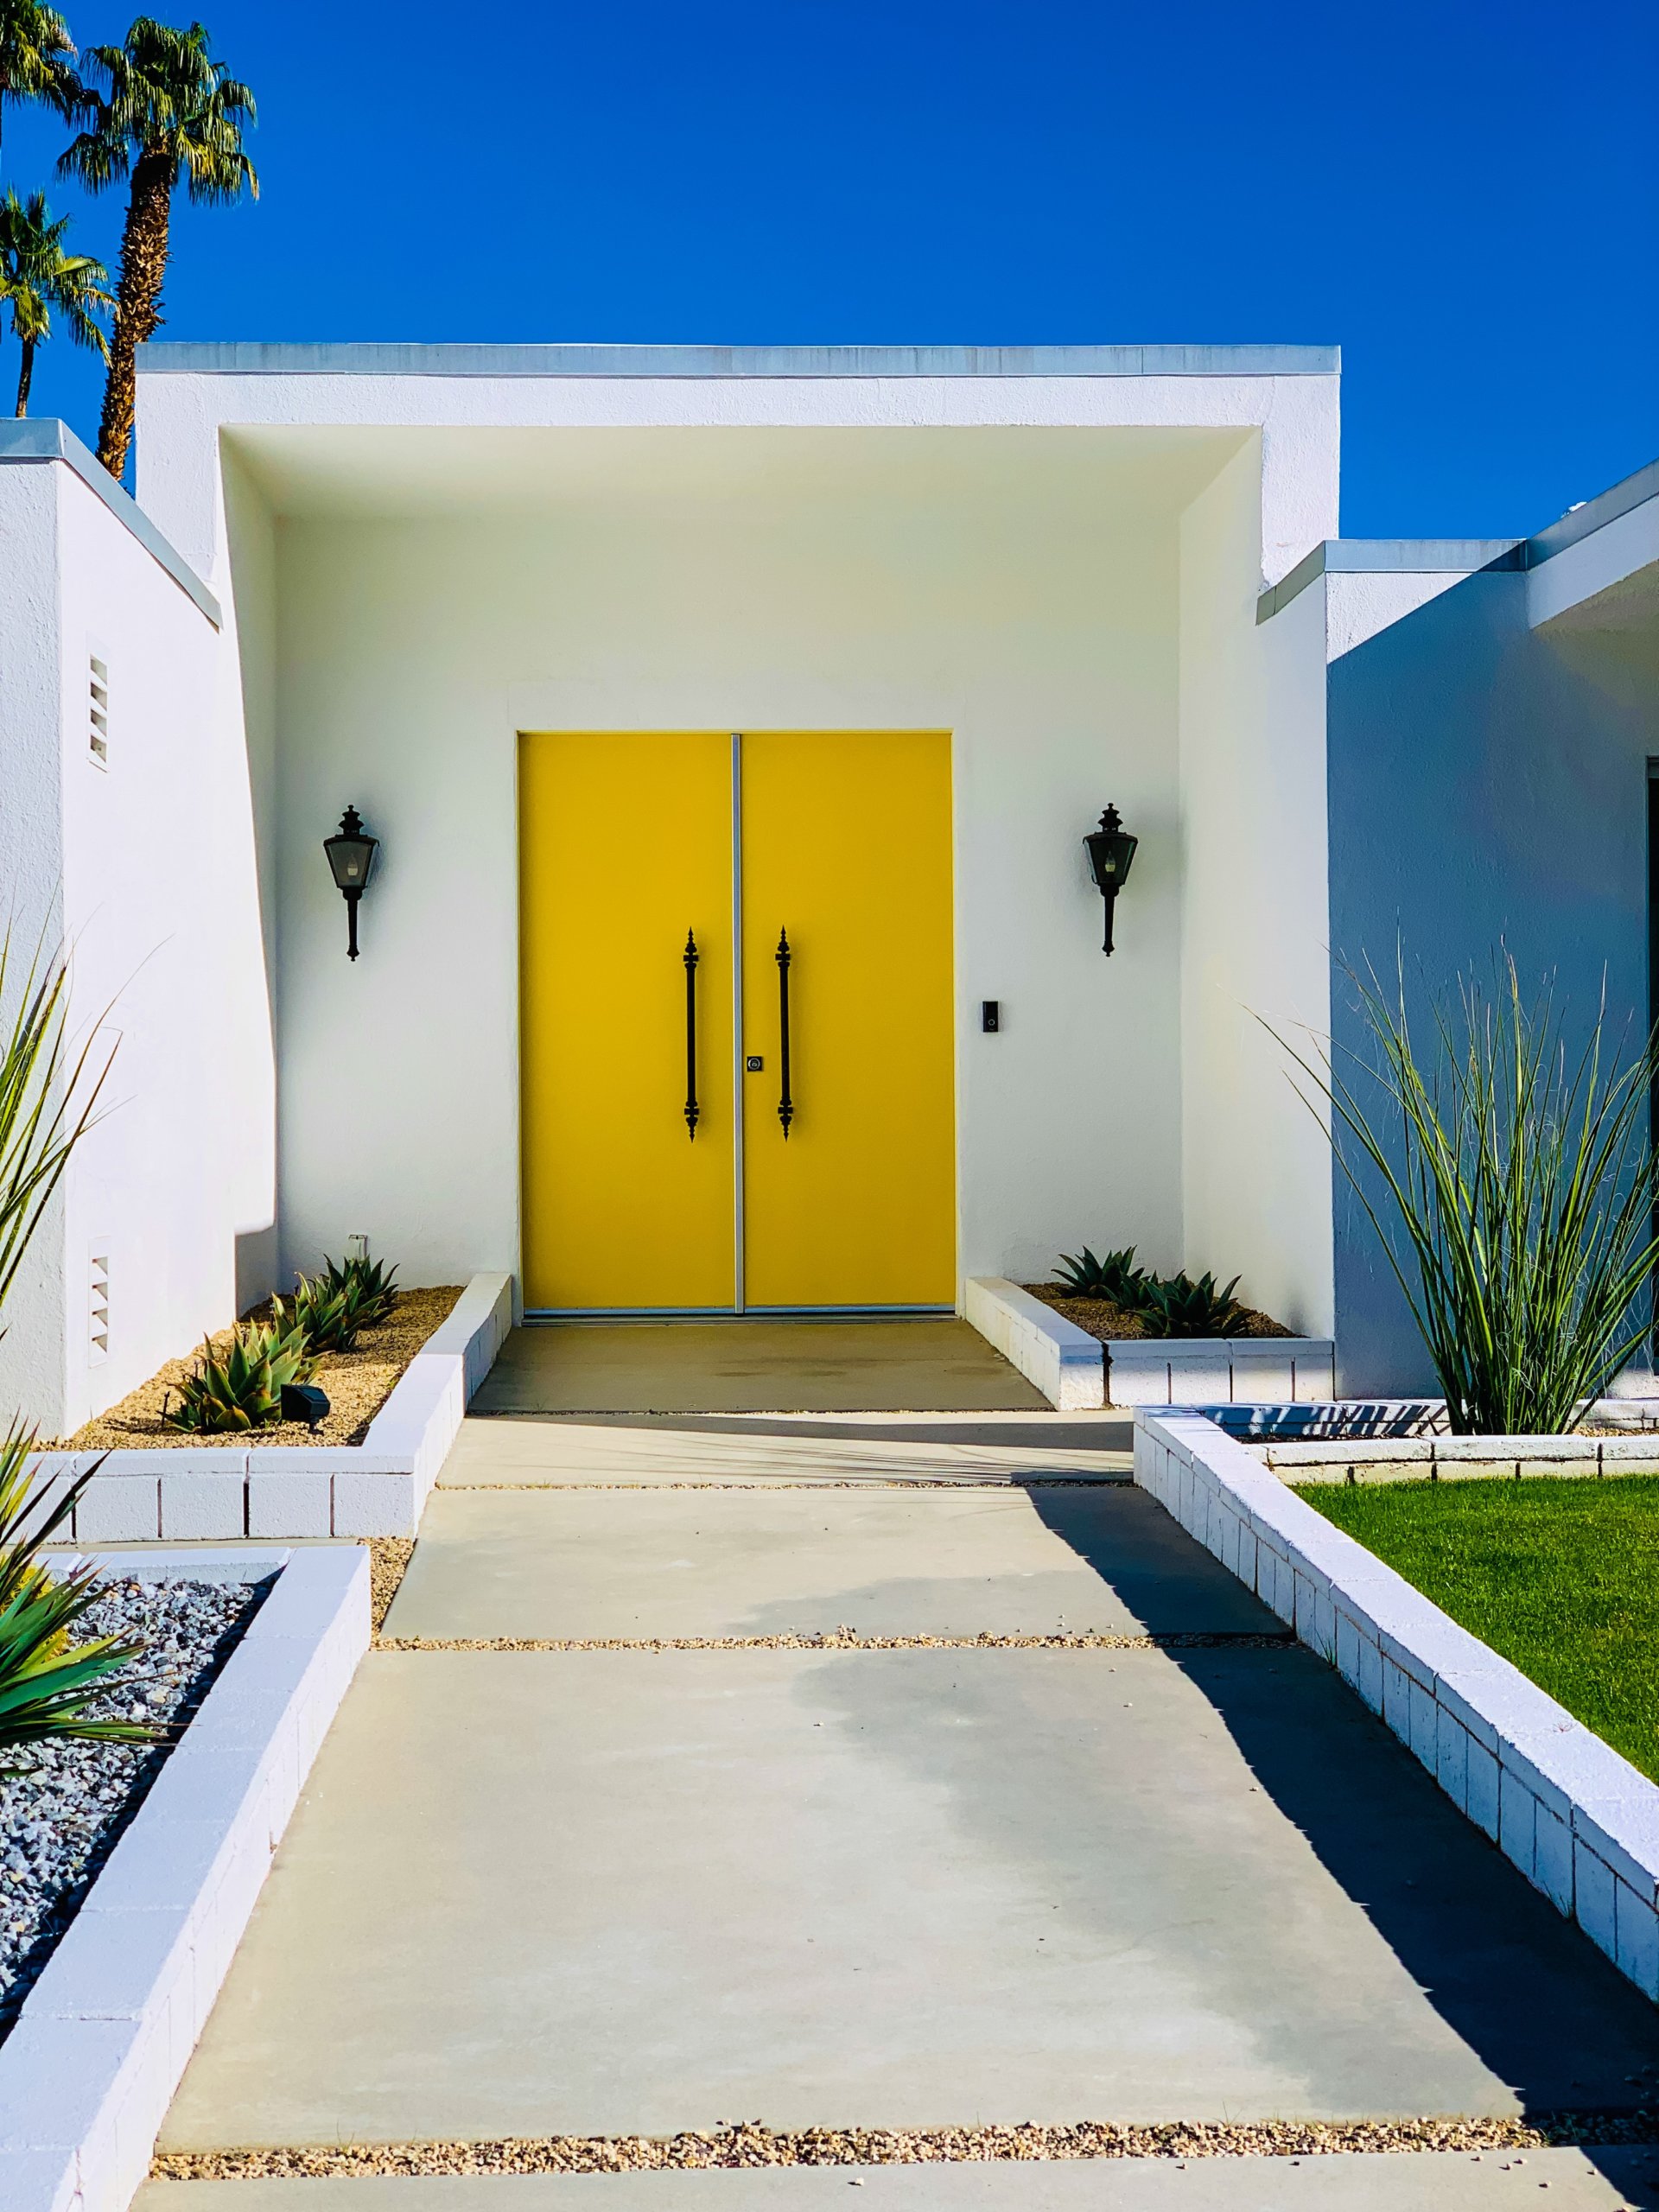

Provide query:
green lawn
left=1294, top=1474, right=1659, bottom=1782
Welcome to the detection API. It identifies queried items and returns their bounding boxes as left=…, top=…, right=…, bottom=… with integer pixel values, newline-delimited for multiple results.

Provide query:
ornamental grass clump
left=163, top=1314, right=315, bottom=1433
left=1279, top=955, right=1659, bottom=1435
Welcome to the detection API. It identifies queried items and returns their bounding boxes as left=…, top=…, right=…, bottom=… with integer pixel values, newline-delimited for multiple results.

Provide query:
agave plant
left=1052, top=1244, right=1150, bottom=1307
left=321, top=1252, right=398, bottom=1332
left=289, top=1271, right=356, bottom=1355
left=0, top=1426, right=155, bottom=1758
left=162, top=1316, right=315, bottom=1433
left=1141, top=1269, right=1251, bottom=1339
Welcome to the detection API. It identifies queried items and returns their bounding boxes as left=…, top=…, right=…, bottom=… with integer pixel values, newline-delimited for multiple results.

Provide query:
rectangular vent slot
left=90, top=1249, right=109, bottom=1363
left=89, top=657, right=108, bottom=766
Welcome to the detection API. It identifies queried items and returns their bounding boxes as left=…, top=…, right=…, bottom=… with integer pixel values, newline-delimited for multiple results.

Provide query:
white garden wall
left=0, top=427, right=273, bottom=1435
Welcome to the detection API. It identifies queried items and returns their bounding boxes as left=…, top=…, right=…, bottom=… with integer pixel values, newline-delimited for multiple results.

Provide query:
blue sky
left=3, top=0, right=1654, bottom=537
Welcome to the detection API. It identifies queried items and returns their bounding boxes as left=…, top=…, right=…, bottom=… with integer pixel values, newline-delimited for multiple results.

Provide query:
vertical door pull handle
left=683, top=928, right=700, bottom=1139
left=776, top=926, right=794, bottom=1137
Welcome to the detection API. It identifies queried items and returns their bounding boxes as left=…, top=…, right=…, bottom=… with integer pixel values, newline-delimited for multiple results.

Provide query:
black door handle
left=683, top=929, right=700, bottom=1139
left=776, top=927, right=794, bottom=1138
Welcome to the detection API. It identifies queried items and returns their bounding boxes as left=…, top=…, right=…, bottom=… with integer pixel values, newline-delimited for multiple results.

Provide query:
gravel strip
left=367, top=1538, right=414, bottom=1635
left=0, top=1572, right=267, bottom=2035
left=447, top=1478, right=1135, bottom=1492
left=149, top=2114, right=1659, bottom=2180
left=377, top=1630, right=1297, bottom=1653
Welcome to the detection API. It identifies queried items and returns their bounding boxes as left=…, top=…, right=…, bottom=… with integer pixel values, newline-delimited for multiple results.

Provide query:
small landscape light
left=1084, top=804, right=1138, bottom=955
left=281, top=1382, right=330, bottom=1431
left=323, top=805, right=379, bottom=961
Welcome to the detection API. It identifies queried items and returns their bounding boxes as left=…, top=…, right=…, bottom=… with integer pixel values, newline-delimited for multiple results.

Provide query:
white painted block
left=1498, top=1769, right=1537, bottom=1878
left=1575, top=1840, right=1618, bottom=1961
left=1534, top=1802, right=1573, bottom=1913
left=72, top=1478, right=160, bottom=1543
left=158, top=1469, right=245, bottom=1541
left=1618, top=1880, right=1659, bottom=1999
left=1465, top=1739, right=1501, bottom=1840
left=245, top=1468, right=331, bottom=1539
left=0, top=2145, right=81, bottom=2212
left=1434, top=1706, right=1468, bottom=1810
left=332, top=1467, right=417, bottom=1536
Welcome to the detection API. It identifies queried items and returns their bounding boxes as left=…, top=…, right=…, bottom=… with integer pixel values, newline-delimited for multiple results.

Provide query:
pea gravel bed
left=0, top=1571, right=268, bottom=2037
left=150, top=2115, right=1659, bottom=2181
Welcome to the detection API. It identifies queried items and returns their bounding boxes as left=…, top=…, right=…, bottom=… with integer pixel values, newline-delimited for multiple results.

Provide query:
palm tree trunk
left=15, top=337, right=34, bottom=417
left=96, top=150, right=172, bottom=481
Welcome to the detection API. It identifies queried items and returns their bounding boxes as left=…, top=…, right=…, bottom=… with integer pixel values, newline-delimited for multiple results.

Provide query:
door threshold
left=522, top=1306, right=958, bottom=1325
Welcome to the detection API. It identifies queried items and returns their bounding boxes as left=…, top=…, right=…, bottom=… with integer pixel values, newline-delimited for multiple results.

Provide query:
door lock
left=746, top=1055, right=765, bottom=1072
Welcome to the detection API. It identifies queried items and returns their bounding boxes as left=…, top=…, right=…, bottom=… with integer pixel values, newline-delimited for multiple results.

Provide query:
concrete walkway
left=471, top=1320, right=1050, bottom=1414
left=141, top=1408, right=1659, bottom=2210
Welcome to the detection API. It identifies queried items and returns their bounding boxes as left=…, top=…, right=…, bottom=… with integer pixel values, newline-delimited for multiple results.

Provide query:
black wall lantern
left=324, top=806, right=379, bottom=961
left=1084, top=804, right=1138, bottom=954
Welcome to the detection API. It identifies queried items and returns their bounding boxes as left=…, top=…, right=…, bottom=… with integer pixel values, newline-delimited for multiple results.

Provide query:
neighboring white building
left=0, top=345, right=1653, bottom=1426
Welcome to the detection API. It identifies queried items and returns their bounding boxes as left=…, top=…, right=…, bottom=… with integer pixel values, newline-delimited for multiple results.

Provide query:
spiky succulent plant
left=320, top=1253, right=399, bottom=1332
left=162, top=1316, right=315, bottom=1433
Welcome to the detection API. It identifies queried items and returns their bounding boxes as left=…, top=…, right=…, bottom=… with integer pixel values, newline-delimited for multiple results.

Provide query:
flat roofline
left=1257, top=539, right=1524, bottom=623
left=136, top=340, right=1340, bottom=380
left=0, top=418, right=219, bottom=626
left=1527, top=454, right=1659, bottom=564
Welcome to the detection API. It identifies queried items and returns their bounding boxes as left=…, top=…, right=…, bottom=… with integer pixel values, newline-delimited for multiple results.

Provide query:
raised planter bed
left=23, top=1274, right=512, bottom=1544
left=0, top=1543, right=369, bottom=2212
left=964, top=1277, right=1336, bottom=1410
left=1135, top=1402, right=1659, bottom=2008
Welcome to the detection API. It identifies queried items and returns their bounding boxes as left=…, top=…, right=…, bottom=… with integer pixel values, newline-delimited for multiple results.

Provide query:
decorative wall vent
left=89, top=1248, right=109, bottom=1364
left=89, top=657, right=109, bottom=766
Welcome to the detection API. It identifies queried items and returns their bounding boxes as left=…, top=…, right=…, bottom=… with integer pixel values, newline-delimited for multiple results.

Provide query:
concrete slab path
left=437, top=1416, right=1132, bottom=1489
left=149, top=1398, right=1659, bottom=2206
left=470, top=1321, right=1049, bottom=1415
left=384, top=1486, right=1268, bottom=1642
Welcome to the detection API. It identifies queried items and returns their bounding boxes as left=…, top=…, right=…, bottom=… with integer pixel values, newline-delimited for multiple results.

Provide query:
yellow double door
left=519, top=730, right=957, bottom=1313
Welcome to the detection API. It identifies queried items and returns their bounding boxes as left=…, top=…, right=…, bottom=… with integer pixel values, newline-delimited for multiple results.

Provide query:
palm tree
left=0, top=188, right=110, bottom=414
left=58, top=17, right=254, bottom=480
left=0, top=0, right=80, bottom=175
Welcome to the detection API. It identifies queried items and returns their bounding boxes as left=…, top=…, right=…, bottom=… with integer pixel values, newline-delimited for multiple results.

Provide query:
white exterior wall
left=1177, top=441, right=1337, bottom=1336
left=0, top=453, right=270, bottom=1433
left=0, top=467, right=71, bottom=1421
left=266, top=445, right=1198, bottom=1292
left=128, top=358, right=1342, bottom=1312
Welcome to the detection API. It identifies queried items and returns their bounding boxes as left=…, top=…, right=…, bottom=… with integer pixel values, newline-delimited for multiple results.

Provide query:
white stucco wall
left=0, top=449, right=270, bottom=1433
left=1176, top=440, right=1337, bottom=1336
left=0, top=467, right=71, bottom=1422
left=127, top=354, right=1342, bottom=1312
left=264, top=431, right=1224, bottom=1293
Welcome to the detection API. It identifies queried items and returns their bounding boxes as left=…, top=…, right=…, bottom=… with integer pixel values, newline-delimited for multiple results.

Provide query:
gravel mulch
left=59, top=1285, right=462, bottom=1451
left=149, top=2114, right=1659, bottom=2180
left=1022, top=1286, right=1294, bottom=1344
left=0, top=1572, right=267, bottom=2037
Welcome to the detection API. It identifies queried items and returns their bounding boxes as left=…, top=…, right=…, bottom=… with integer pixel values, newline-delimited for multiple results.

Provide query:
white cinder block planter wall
left=964, top=1277, right=1336, bottom=1410
left=29, top=1272, right=512, bottom=1544
left=1135, top=1407, right=1659, bottom=2008
left=0, top=1544, right=370, bottom=2212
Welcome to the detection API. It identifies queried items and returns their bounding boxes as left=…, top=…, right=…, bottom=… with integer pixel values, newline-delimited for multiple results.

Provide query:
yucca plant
left=162, top=1315, right=315, bottom=1433
left=0, top=1426, right=154, bottom=1758
left=0, top=925, right=112, bottom=1311
left=1141, top=1268, right=1250, bottom=1338
left=1052, top=1244, right=1150, bottom=1307
left=1279, top=955, right=1659, bottom=1434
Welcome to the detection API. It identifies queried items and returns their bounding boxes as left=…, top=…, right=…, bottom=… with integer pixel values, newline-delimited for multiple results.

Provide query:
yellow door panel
left=519, top=732, right=734, bottom=1310
left=741, top=731, right=956, bottom=1307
